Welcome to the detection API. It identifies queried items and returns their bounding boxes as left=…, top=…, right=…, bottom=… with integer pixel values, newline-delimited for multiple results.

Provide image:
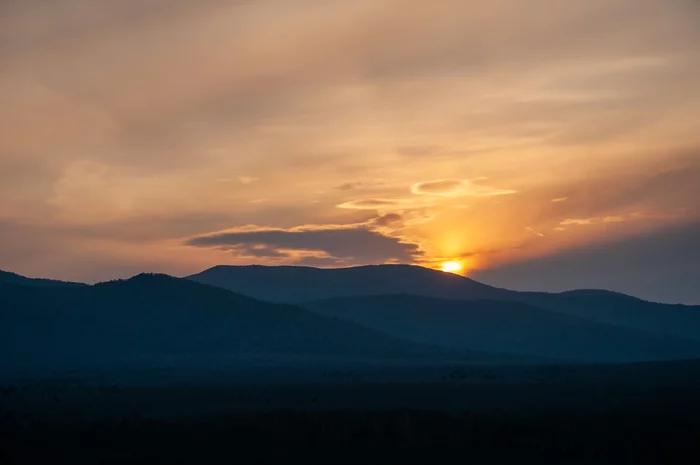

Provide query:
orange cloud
left=411, top=179, right=517, bottom=197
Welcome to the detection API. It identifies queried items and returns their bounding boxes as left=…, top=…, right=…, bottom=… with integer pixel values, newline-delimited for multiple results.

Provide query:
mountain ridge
left=186, top=264, right=507, bottom=302
left=0, top=269, right=87, bottom=288
left=301, top=294, right=700, bottom=363
left=187, top=264, right=700, bottom=342
left=1, top=273, right=512, bottom=373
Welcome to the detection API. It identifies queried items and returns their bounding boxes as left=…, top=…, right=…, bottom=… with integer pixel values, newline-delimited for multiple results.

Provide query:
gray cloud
left=237, top=244, right=291, bottom=258
left=294, top=256, right=348, bottom=267
left=519, top=152, right=700, bottom=227
left=186, top=225, right=422, bottom=264
left=473, top=221, right=700, bottom=305
left=374, top=213, right=403, bottom=227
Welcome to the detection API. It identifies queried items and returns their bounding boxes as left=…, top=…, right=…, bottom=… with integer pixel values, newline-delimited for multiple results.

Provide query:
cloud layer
left=1, top=0, right=699, bottom=302
left=186, top=224, right=422, bottom=266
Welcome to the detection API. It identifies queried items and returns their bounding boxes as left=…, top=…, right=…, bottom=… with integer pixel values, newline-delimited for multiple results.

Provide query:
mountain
left=302, top=295, right=700, bottom=363
left=187, top=265, right=700, bottom=342
left=512, top=290, right=700, bottom=342
left=0, top=274, right=504, bottom=372
left=0, top=269, right=86, bottom=288
left=187, top=264, right=505, bottom=302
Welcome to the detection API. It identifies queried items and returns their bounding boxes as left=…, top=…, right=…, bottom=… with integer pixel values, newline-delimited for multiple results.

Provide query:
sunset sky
left=1, top=0, right=699, bottom=303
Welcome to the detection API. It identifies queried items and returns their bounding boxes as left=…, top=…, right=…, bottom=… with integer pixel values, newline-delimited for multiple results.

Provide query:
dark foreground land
left=3, top=409, right=700, bottom=464
left=3, top=365, right=700, bottom=465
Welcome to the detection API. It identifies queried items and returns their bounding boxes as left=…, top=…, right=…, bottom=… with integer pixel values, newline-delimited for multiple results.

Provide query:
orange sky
left=1, top=0, right=699, bottom=302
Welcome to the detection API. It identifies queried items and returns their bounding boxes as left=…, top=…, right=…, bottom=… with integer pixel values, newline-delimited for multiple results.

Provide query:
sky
left=1, top=0, right=699, bottom=303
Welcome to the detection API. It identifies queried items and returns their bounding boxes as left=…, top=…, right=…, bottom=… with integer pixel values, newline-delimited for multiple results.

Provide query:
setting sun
left=441, top=261, right=464, bottom=274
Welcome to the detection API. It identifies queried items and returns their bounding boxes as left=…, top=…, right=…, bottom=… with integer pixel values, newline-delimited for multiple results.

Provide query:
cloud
left=411, top=180, right=463, bottom=195
left=473, top=220, right=700, bottom=305
left=373, top=213, right=403, bottom=227
left=335, top=182, right=363, bottom=191
left=238, top=176, right=259, bottom=184
left=525, top=226, right=546, bottom=237
left=603, top=216, right=626, bottom=223
left=411, top=179, right=517, bottom=197
left=238, top=244, right=290, bottom=258
left=294, top=256, right=348, bottom=267
left=551, top=197, right=569, bottom=203
left=561, top=218, right=596, bottom=226
left=186, top=224, right=422, bottom=265
left=559, top=210, right=687, bottom=228
left=337, top=198, right=407, bottom=210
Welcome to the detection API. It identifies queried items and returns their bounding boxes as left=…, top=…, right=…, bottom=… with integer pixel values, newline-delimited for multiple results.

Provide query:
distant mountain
left=0, top=274, right=504, bottom=372
left=188, top=265, right=700, bottom=342
left=0, top=269, right=86, bottom=288
left=187, top=265, right=505, bottom=302
left=512, top=290, right=700, bottom=342
left=302, top=295, right=700, bottom=363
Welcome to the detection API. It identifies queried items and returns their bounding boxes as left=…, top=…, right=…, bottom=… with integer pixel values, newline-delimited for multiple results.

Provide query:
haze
left=1, top=0, right=699, bottom=303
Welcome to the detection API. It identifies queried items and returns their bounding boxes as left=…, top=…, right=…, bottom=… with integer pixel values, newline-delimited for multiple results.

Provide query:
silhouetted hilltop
left=1, top=273, right=504, bottom=372
left=558, top=289, right=641, bottom=300
left=187, top=264, right=504, bottom=302
left=0, top=269, right=86, bottom=288
left=303, top=294, right=700, bottom=363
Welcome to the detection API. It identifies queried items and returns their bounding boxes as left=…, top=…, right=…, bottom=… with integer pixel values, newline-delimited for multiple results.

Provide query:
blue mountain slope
left=0, top=274, right=507, bottom=372
left=0, top=269, right=86, bottom=288
left=302, top=294, right=700, bottom=363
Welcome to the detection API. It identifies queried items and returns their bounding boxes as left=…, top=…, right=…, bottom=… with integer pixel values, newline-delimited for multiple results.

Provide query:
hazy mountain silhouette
left=188, top=265, right=700, bottom=342
left=0, top=269, right=86, bottom=288
left=187, top=264, right=504, bottom=301
left=302, top=295, right=700, bottom=362
left=513, top=290, right=700, bottom=342
left=1, top=273, right=506, bottom=372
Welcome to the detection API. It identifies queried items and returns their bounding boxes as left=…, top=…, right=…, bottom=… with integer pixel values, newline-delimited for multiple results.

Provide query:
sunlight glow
left=441, top=261, right=464, bottom=274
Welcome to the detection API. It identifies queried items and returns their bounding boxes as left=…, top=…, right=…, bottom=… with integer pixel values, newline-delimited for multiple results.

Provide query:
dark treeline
left=3, top=409, right=700, bottom=464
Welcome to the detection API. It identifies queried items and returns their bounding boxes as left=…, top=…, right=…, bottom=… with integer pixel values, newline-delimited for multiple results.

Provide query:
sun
left=441, top=261, right=463, bottom=274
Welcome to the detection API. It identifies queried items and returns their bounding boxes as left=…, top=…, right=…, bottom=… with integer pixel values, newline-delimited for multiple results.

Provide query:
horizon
left=1, top=0, right=699, bottom=304
left=2, top=263, right=691, bottom=305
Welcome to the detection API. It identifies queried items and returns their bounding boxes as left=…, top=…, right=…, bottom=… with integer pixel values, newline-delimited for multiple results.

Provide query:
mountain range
left=303, top=294, right=700, bottom=362
left=0, top=273, right=500, bottom=373
left=2, top=264, right=700, bottom=375
left=189, top=265, right=700, bottom=343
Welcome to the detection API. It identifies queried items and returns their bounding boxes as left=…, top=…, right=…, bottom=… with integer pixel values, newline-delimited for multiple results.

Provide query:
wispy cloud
left=561, top=218, right=596, bottom=226
left=334, top=182, right=363, bottom=191
left=525, top=226, right=546, bottom=237
left=337, top=199, right=407, bottom=210
left=411, top=179, right=517, bottom=198
left=559, top=210, right=688, bottom=228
